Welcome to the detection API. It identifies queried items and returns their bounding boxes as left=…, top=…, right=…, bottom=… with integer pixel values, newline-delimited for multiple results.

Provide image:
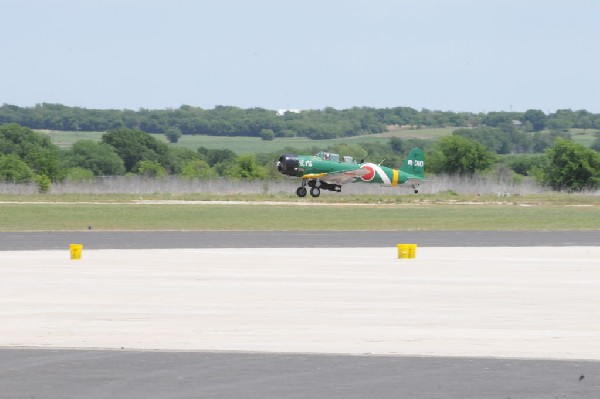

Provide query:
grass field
left=570, top=128, right=599, bottom=147
left=38, top=128, right=451, bottom=153
left=171, top=130, right=443, bottom=153
left=1, top=199, right=598, bottom=231
left=38, top=127, right=597, bottom=154
left=37, top=130, right=105, bottom=148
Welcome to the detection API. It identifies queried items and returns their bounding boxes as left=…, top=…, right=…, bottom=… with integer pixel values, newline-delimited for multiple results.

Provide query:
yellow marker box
left=70, top=244, right=83, bottom=260
left=397, top=244, right=417, bottom=259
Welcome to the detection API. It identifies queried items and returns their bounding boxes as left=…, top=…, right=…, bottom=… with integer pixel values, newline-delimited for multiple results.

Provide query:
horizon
left=1, top=102, right=596, bottom=115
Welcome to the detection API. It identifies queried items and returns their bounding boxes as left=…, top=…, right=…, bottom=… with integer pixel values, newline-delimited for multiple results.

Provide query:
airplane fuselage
left=276, top=148, right=425, bottom=197
left=277, top=155, right=416, bottom=186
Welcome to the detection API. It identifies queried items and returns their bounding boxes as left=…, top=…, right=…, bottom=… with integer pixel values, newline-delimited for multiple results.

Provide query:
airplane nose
left=276, top=154, right=299, bottom=176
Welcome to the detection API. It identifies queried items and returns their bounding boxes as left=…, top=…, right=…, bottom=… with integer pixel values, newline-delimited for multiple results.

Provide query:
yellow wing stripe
left=302, top=173, right=328, bottom=179
left=392, top=169, right=399, bottom=186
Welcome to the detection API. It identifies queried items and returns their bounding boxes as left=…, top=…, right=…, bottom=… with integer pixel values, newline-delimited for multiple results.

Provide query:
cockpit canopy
left=315, top=151, right=356, bottom=164
left=315, top=151, right=339, bottom=162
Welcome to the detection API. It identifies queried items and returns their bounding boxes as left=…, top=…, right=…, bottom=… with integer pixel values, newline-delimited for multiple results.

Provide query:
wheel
left=310, top=187, right=321, bottom=197
left=296, top=187, right=307, bottom=197
left=414, top=189, right=419, bottom=194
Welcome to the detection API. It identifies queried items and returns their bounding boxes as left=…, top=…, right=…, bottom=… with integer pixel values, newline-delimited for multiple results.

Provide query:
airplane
left=276, top=147, right=425, bottom=197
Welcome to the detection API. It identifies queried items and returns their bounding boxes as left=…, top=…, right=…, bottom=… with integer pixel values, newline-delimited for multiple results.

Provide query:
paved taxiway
left=2, top=349, right=598, bottom=399
left=1, top=232, right=599, bottom=398
left=1, top=230, right=599, bottom=250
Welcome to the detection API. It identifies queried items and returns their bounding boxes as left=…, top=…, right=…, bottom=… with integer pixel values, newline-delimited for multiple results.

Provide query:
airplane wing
left=302, top=167, right=369, bottom=185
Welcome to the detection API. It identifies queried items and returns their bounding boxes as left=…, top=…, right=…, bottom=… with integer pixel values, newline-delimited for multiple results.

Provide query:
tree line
left=2, top=103, right=600, bottom=140
left=0, top=124, right=271, bottom=191
left=1, top=123, right=598, bottom=193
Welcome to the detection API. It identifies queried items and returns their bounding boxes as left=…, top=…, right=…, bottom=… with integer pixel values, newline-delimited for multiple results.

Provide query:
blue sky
left=2, top=0, right=599, bottom=112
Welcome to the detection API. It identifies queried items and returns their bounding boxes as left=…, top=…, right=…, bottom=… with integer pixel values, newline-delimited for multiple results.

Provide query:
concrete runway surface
left=1, top=241, right=600, bottom=397
left=3, top=247, right=600, bottom=358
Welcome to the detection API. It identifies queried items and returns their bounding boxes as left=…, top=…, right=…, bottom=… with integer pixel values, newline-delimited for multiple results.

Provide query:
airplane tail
left=399, top=147, right=425, bottom=179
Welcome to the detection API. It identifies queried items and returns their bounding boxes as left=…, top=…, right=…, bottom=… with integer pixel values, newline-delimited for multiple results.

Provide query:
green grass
left=2, top=192, right=598, bottom=205
left=37, top=130, right=105, bottom=148
left=35, top=127, right=599, bottom=153
left=1, top=201, right=598, bottom=231
left=381, top=126, right=455, bottom=139
left=570, top=128, right=599, bottom=147
left=171, top=129, right=448, bottom=153
left=37, top=128, right=450, bottom=153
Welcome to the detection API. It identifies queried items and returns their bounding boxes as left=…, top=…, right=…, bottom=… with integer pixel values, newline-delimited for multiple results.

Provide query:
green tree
left=591, top=135, right=600, bottom=152
left=63, top=140, right=125, bottom=176
left=0, top=123, right=63, bottom=181
left=137, top=160, right=167, bottom=178
left=521, top=109, right=546, bottom=131
left=547, top=110, right=574, bottom=132
left=34, top=174, right=52, bottom=193
left=428, top=135, right=495, bottom=175
left=481, top=112, right=520, bottom=128
left=390, top=137, right=404, bottom=153
left=330, top=143, right=368, bottom=163
left=25, top=147, right=63, bottom=181
left=169, top=147, right=202, bottom=174
left=222, top=154, right=267, bottom=180
left=505, top=154, right=545, bottom=176
left=64, top=167, right=95, bottom=182
left=165, top=126, right=183, bottom=143
left=537, top=139, right=600, bottom=191
left=454, top=127, right=513, bottom=154
left=102, top=128, right=174, bottom=173
left=259, top=128, right=275, bottom=141
left=181, top=159, right=218, bottom=179
left=197, top=147, right=237, bottom=166
left=0, top=154, right=35, bottom=183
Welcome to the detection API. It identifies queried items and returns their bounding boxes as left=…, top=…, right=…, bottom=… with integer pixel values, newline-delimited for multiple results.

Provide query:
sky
left=1, top=0, right=599, bottom=113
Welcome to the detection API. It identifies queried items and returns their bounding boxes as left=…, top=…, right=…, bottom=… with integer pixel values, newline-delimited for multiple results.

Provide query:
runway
left=1, top=230, right=599, bottom=250
left=1, top=232, right=599, bottom=398
left=2, top=349, right=597, bottom=399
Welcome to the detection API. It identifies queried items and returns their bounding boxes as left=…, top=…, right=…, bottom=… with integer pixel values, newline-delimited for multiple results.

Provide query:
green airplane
left=277, top=147, right=425, bottom=197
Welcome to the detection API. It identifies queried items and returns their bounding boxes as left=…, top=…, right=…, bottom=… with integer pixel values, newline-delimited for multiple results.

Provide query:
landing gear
left=295, top=179, right=342, bottom=198
left=309, top=179, right=341, bottom=192
left=296, top=179, right=308, bottom=197
left=295, top=183, right=321, bottom=198
left=296, top=186, right=307, bottom=197
left=411, top=184, right=419, bottom=194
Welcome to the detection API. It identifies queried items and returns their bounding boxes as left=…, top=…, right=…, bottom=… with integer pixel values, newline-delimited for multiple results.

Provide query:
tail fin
left=400, top=147, right=425, bottom=179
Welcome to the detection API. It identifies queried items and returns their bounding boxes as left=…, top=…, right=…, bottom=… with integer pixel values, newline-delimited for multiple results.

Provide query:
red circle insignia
left=360, top=165, right=375, bottom=181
